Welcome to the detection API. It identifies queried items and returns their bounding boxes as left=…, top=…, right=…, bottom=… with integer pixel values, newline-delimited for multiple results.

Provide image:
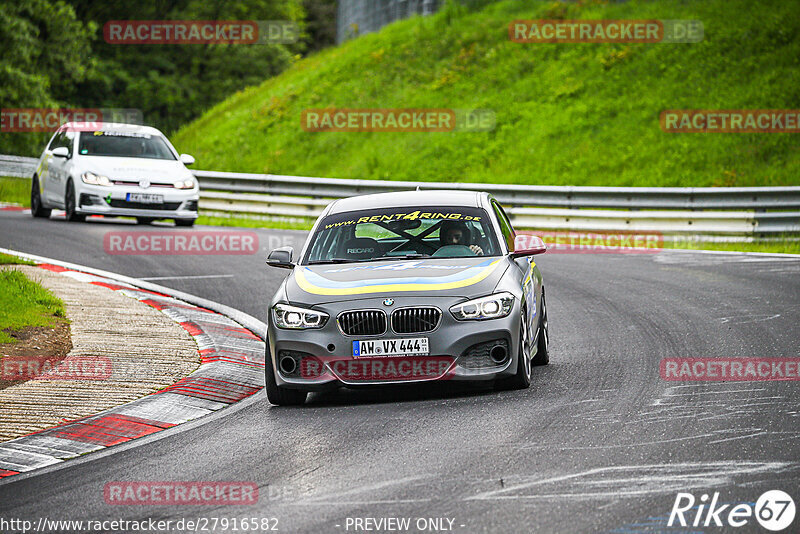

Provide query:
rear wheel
left=64, top=180, right=85, bottom=222
left=30, top=177, right=51, bottom=218
left=531, top=289, right=549, bottom=366
left=265, top=345, right=307, bottom=406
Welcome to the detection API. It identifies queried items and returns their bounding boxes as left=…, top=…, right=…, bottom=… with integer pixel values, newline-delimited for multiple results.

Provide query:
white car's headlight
left=273, top=303, right=329, bottom=329
left=173, top=179, right=195, bottom=189
left=81, top=171, right=112, bottom=186
left=450, top=292, right=515, bottom=321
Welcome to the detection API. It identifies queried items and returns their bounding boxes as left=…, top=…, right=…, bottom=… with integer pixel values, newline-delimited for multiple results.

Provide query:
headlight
left=450, top=292, right=515, bottom=321
left=273, top=303, right=329, bottom=329
left=173, top=179, right=195, bottom=189
left=81, top=171, right=112, bottom=186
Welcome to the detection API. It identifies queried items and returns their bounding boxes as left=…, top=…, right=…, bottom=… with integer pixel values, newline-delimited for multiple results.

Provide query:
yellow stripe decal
left=295, top=259, right=503, bottom=296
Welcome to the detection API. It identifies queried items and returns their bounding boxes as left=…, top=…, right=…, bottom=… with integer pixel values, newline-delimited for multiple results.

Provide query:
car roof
left=60, top=122, right=164, bottom=136
left=327, top=190, right=488, bottom=214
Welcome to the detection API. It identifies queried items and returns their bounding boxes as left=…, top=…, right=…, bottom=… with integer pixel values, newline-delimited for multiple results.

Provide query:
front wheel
left=31, top=177, right=51, bottom=218
left=174, top=219, right=195, bottom=227
left=495, top=311, right=532, bottom=391
left=265, top=346, right=307, bottom=406
left=64, top=180, right=85, bottom=222
left=531, top=289, right=549, bottom=366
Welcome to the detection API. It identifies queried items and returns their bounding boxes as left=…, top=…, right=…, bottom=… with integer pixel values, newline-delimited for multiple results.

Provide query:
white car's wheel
left=31, top=177, right=51, bottom=219
left=64, top=180, right=85, bottom=222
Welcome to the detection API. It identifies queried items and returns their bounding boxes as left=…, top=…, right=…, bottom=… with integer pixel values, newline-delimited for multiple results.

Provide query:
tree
left=0, top=0, right=94, bottom=155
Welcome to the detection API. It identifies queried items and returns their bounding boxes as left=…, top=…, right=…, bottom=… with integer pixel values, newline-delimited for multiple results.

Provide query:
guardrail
left=0, top=155, right=37, bottom=178
left=3, top=154, right=799, bottom=236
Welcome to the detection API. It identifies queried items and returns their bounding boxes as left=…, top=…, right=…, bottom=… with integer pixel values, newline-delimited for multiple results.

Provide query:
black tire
left=265, top=345, right=307, bottom=406
left=175, top=219, right=195, bottom=227
left=136, top=217, right=156, bottom=225
left=532, top=289, right=549, bottom=366
left=30, top=177, right=51, bottom=218
left=64, top=180, right=85, bottom=222
left=495, top=309, right=532, bottom=391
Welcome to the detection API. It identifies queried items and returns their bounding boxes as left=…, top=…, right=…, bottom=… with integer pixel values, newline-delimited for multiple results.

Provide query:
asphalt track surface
left=1, top=210, right=799, bottom=533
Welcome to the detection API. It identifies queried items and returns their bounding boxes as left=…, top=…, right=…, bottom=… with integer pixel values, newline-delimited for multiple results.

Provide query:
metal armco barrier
left=0, top=155, right=37, bottom=178
left=3, top=154, right=799, bottom=236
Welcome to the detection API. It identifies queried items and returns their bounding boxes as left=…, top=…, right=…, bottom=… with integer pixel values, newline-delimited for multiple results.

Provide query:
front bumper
left=75, top=183, right=199, bottom=220
left=267, top=295, right=521, bottom=389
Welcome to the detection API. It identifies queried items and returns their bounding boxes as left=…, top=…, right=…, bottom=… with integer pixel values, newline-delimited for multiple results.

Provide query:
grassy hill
left=172, top=0, right=800, bottom=187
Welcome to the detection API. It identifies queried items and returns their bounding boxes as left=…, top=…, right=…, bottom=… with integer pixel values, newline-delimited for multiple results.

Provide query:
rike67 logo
left=669, top=490, right=795, bottom=531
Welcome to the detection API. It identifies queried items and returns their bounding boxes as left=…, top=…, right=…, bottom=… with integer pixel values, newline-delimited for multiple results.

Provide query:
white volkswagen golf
left=31, top=122, right=199, bottom=226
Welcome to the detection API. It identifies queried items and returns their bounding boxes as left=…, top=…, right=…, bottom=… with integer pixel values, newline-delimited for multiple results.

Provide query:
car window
left=304, top=206, right=501, bottom=264
left=46, top=131, right=62, bottom=151
left=491, top=200, right=515, bottom=251
left=77, top=131, right=176, bottom=160
left=48, top=130, right=67, bottom=151
left=63, top=130, right=75, bottom=156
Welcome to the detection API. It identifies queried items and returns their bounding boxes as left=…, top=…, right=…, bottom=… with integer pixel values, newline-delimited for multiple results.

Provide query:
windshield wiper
left=385, top=253, right=430, bottom=260
left=307, top=258, right=360, bottom=265
left=308, top=253, right=430, bottom=265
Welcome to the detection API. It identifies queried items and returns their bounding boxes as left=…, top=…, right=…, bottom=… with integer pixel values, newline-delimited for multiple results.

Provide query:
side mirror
left=52, top=147, right=70, bottom=158
left=511, top=235, right=546, bottom=257
left=267, top=246, right=294, bottom=269
left=180, top=154, right=195, bottom=166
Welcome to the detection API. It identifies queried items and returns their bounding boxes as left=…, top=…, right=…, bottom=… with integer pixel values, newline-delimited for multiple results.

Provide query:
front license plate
left=353, top=337, right=429, bottom=358
left=126, top=193, right=164, bottom=204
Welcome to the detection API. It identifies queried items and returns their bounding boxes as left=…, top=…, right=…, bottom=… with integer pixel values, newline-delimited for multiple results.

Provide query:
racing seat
left=341, top=237, right=380, bottom=261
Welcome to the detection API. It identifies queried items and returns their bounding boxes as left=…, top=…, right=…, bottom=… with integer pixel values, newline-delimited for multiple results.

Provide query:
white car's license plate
left=353, top=337, right=429, bottom=358
left=127, top=193, right=164, bottom=204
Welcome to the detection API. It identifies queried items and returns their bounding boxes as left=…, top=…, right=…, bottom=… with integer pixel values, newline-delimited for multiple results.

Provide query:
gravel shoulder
left=0, top=265, right=200, bottom=442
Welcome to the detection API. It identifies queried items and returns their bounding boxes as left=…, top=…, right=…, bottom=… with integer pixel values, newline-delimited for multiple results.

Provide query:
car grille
left=112, top=181, right=175, bottom=188
left=391, top=307, right=441, bottom=334
left=460, top=339, right=509, bottom=369
left=338, top=310, right=387, bottom=336
left=108, top=200, right=182, bottom=210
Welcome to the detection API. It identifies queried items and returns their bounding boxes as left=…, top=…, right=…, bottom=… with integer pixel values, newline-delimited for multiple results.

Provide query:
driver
left=440, top=220, right=483, bottom=255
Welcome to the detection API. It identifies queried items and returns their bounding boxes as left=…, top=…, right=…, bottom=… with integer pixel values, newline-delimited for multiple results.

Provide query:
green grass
left=0, top=269, right=66, bottom=344
left=197, top=213, right=798, bottom=254
left=664, top=237, right=800, bottom=255
left=0, top=253, right=34, bottom=265
left=0, top=177, right=30, bottom=207
left=196, top=214, right=312, bottom=230
left=173, top=0, right=800, bottom=187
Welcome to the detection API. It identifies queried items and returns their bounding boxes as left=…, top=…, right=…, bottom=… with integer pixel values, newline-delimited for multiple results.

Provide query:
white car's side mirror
left=180, top=154, right=195, bottom=166
left=52, top=147, right=70, bottom=158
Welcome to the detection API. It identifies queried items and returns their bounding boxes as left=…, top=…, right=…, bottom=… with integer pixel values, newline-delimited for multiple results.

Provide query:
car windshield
left=303, top=206, right=501, bottom=264
left=77, top=131, right=175, bottom=160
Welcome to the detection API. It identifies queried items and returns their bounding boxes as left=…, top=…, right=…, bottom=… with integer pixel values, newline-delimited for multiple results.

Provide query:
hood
left=285, top=257, right=509, bottom=304
left=78, top=157, right=192, bottom=184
